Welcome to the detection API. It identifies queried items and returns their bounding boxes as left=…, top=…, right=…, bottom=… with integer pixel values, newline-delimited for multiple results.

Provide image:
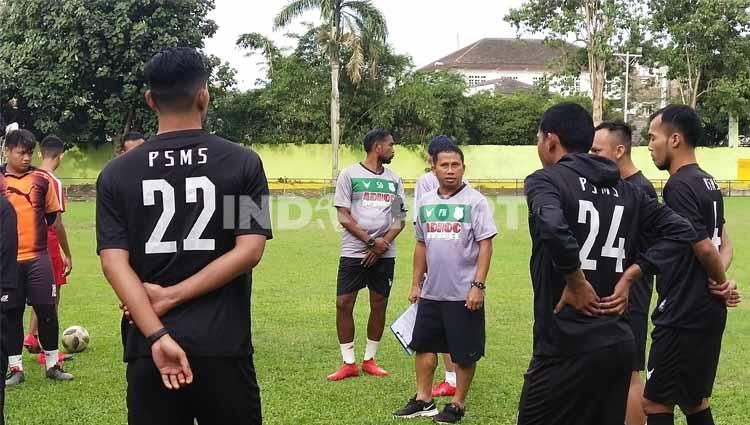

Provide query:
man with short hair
left=643, top=104, right=739, bottom=425
left=517, top=103, right=697, bottom=425
left=414, top=135, right=464, bottom=398
left=24, top=135, right=73, bottom=367
left=2, top=129, right=73, bottom=386
left=120, top=131, right=146, bottom=154
left=97, top=47, right=272, bottom=425
left=394, top=143, right=496, bottom=424
left=592, top=121, right=657, bottom=425
left=328, top=128, right=407, bottom=381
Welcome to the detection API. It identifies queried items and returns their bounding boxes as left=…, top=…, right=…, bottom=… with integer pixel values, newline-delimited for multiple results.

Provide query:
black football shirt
left=525, top=154, right=695, bottom=357
left=624, top=171, right=658, bottom=317
left=96, top=130, right=273, bottom=361
left=1, top=195, right=18, bottom=291
left=655, top=163, right=727, bottom=331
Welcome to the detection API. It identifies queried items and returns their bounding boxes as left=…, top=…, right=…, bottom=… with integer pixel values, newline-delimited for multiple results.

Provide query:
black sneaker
left=393, top=395, right=438, bottom=418
left=45, top=364, right=74, bottom=381
left=433, top=403, right=465, bottom=424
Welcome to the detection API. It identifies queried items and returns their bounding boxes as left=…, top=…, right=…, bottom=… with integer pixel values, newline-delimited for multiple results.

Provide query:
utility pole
left=614, top=52, right=642, bottom=122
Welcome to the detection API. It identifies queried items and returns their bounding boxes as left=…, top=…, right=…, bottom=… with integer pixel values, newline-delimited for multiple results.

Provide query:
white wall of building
left=455, top=68, right=593, bottom=96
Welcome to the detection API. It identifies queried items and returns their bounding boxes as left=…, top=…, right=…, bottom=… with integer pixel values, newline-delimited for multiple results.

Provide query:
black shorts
left=0, top=287, right=24, bottom=310
left=408, top=298, right=485, bottom=366
left=336, top=257, right=395, bottom=297
left=644, top=324, right=725, bottom=407
left=630, top=312, right=649, bottom=372
left=18, top=255, right=56, bottom=305
left=127, top=356, right=262, bottom=425
left=518, top=341, right=634, bottom=425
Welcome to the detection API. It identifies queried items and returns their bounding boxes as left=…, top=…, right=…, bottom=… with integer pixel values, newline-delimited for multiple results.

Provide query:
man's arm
left=408, top=241, right=427, bottom=304
left=144, top=235, right=267, bottom=315
left=466, top=239, right=492, bottom=311
left=100, top=249, right=193, bottom=389
left=524, top=173, right=600, bottom=315
left=337, top=207, right=374, bottom=243
left=524, top=173, right=582, bottom=274
left=661, top=181, right=729, bottom=290
left=719, top=226, right=733, bottom=271
left=52, top=214, right=73, bottom=275
left=100, top=249, right=164, bottom=337
left=383, top=217, right=406, bottom=245
left=693, top=239, right=727, bottom=285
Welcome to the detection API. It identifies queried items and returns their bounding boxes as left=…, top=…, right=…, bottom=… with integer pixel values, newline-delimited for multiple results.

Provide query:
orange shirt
left=1, top=166, right=61, bottom=261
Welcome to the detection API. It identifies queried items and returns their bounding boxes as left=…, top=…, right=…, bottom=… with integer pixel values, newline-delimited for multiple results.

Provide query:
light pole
left=614, top=51, right=642, bottom=122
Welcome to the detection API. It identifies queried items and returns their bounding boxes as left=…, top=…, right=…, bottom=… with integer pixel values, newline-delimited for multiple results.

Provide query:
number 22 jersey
left=96, top=130, right=273, bottom=361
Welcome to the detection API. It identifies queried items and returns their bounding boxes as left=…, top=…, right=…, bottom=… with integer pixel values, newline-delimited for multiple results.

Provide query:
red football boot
left=361, top=359, right=388, bottom=377
left=431, top=380, right=457, bottom=397
left=327, top=363, right=360, bottom=381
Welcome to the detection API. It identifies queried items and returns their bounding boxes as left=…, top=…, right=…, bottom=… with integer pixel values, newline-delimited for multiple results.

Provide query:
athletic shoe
left=23, top=334, right=40, bottom=354
left=433, top=403, right=465, bottom=424
left=361, top=359, right=388, bottom=377
left=37, top=352, right=75, bottom=365
left=431, top=380, right=457, bottom=397
left=5, top=368, right=25, bottom=387
left=45, top=364, right=74, bottom=381
left=327, top=363, right=359, bottom=381
left=393, top=395, right=438, bottom=418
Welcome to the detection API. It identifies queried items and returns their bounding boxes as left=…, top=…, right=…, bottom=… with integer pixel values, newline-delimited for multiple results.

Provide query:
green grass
left=5, top=197, right=750, bottom=425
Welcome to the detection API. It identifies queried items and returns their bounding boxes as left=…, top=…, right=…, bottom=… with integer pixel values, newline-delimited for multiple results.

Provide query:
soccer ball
left=61, top=326, right=90, bottom=353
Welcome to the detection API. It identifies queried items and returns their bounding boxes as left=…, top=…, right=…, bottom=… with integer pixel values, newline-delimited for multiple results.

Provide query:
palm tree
left=275, top=0, right=388, bottom=180
left=236, top=32, right=281, bottom=79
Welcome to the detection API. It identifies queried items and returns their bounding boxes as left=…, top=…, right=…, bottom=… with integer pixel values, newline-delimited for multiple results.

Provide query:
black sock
left=647, top=413, right=674, bottom=425
left=33, top=304, right=59, bottom=351
left=686, top=408, right=714, bottom=425
left=4, top=307, right=25, bottom=355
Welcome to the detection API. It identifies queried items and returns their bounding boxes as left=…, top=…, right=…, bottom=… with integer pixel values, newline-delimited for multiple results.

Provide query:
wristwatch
left=471, top=281, right=486, bottom=291
left=366, top=238, right=376, bottom=249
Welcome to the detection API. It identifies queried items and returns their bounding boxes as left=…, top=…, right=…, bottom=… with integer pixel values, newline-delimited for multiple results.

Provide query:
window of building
left=467, top=75, right=486, bottom=87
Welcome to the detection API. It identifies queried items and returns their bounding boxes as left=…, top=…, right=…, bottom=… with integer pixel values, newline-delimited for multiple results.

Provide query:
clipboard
left=390, top=303, right=418, bottom=355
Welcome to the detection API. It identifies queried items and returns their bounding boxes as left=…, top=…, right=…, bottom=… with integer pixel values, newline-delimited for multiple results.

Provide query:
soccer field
left=5, top=197, right=750, bottom=425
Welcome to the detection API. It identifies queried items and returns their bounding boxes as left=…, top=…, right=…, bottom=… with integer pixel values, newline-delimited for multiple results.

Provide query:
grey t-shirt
left=415, top=185, right=497, bottom=301
left=334, top=163, right=406, bottom=258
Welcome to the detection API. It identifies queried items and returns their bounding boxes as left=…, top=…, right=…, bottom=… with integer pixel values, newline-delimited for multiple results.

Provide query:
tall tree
left=648, top=0, right=750, bottom=109
left=506, top=0, right=634, bottom=124
left=274, top=0, right=388, bottom=180
left=0, top=0, right=218, bottom=146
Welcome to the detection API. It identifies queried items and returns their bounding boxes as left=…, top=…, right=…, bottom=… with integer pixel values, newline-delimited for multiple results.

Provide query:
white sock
left=8, top=355, right=22, bottom=371
left=44, top=350, right=59, bottom=370
left=364, top=339, right=380, bottom=361
left=445, top=371, right=457, bottom=386
left=340, top=342, right=355, bottom=364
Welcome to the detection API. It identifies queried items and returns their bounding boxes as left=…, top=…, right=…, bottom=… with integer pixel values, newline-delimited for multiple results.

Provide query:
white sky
left=204, top=0, right=529, bottom=89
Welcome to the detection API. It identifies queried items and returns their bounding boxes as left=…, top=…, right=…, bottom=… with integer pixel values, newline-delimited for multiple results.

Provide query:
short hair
left=144, top=47, right=210, bottom=112
left=363, top=128, right=392, bottom=152
left=539, top=102, right=594, bottom=153
left=4, top=129, right=36, bottom=151
left=123, top=131, right=145, bottom=143
left=595, top=121, right=633, bottom=153
left=431, top=143, right=464, bottom=164
left=649, top=104, right=702, bottom=147
left=40, top=135, right=65, bottom=158
left=427, top=135, right=456, bottom=156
